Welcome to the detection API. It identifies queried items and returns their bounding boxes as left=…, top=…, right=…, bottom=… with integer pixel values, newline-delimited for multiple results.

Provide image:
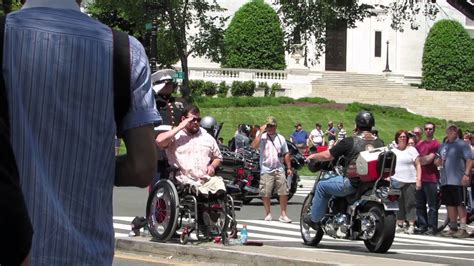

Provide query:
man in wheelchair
left=152, top=105, right=234, bottom=242
left=155, top=104, right=226, bottom=198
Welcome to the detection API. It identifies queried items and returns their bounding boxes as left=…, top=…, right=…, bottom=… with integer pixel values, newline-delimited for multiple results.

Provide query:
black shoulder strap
left=112, top=29, right=131, bottom=138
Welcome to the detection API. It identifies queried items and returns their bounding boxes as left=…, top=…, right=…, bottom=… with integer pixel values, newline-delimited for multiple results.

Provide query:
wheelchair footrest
left=233, top=200, right=243, bottom=211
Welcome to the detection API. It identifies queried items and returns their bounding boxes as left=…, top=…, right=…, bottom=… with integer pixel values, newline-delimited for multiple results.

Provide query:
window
left=374, top=31, right=382, bottom=57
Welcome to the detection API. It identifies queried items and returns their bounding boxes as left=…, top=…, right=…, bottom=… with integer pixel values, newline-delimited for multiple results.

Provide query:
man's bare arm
left=419, top=153, right=436, bottom=165
left=115, top=124, right=157, bottom=187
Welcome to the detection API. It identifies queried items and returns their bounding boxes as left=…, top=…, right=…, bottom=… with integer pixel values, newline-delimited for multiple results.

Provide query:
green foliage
left=217, top=81, right=229, bottom=98
left=193, top=96, right=295, bottom=108
left=421, top=20, right=474, bottom=91
left=258, top=82, right=271, bottom=96
left=88, top=0, right=228, bottom=99
left=296, top=97, right=335, bottom=104
left=270, top=83, right=281, bottom=97
left=188, top=80, right=205, bottom=96
left=230, top=81, right=256, bottom=96
left=222, top=0, right=286, bottom=70
left=203, top=81, right=218, bottom=97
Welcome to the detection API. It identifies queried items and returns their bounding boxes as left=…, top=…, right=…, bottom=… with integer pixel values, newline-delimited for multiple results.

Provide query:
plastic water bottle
left=240, top=224, right=248, bottom=244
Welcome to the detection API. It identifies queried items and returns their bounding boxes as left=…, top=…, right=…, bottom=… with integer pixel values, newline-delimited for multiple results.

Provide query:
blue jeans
left=310, top=174, right=356, bottom=222
left=415, top=182, right=438, bottom=230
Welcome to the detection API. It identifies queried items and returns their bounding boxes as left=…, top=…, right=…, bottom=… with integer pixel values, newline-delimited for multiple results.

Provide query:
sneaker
left=303, top=215, right=320, bottom=230
left=424, top=228, right=436, bottom=236
left=264, top=214, right=272, bottom=221
left=279, top=216, right=292, bottom=223
left=396, top=224, right=405, bottom=233
left=414, top=227, right=427, bottom=235
left=452, top=229, right=470, bottom=238
left=406, top=225, right=415, bottom=234
left=439, top=230, right=456, bottom=237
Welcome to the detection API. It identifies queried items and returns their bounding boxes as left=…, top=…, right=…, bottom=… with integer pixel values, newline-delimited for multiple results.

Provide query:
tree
left=222, top=0, right=285, bottom=70
left=1, top=0, right=22, bottom=15
left=87, top=0, right=228, bottom=100
left=421, top=19, right=473, bottom=91
left=275, top=0, right=439, bottom=66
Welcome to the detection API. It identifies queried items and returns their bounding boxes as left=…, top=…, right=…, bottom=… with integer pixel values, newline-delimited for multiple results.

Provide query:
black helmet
left=355, top=111, right=375, bottom=129
left=200, top=116, right=217, bottom=136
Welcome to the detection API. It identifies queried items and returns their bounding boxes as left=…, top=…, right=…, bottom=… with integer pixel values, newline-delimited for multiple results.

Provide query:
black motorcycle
left=300, top=149, right=400, bottom=253
left=217, top=141, right=305, bottom=204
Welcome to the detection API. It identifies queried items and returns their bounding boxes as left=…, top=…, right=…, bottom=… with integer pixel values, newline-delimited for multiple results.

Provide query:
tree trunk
left=180, top=55, right=190, bottom=101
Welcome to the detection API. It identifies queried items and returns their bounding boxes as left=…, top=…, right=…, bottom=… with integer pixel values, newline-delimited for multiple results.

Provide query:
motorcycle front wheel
left=299, top=194, right=324, bottom=246
left=363, top=205, right=396, bottom=253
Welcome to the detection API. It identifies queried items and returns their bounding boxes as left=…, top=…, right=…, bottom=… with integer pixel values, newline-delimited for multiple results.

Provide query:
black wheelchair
left=146, top=167, right=240, bottom=244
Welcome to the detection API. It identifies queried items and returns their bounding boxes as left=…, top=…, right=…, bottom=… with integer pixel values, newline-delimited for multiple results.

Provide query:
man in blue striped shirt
left=4, top=0, right=161, bottom=264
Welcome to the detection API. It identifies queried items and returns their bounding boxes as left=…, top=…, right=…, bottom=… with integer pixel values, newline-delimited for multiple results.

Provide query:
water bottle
left=240, top=224, right=248, bottom=244
left=142, top=225, right=149, bottom=237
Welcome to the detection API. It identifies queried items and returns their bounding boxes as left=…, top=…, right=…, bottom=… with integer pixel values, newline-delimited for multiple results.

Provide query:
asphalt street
left=112, top=179, right=474, bottom=265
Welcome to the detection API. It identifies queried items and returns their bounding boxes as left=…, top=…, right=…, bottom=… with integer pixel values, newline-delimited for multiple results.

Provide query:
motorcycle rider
left=303, top=111, right=385, bottom=229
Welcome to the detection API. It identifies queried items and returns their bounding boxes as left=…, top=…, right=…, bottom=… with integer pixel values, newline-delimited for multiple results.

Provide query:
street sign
left=175, top=71, right=185, bottom=80
left=145, top=23, right=152, bottom=30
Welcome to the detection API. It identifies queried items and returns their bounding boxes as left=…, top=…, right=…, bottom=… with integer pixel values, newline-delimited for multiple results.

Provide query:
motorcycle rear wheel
left=363, top=205, right=396, bottom=253
left=300, top=194, right=324, bottom=246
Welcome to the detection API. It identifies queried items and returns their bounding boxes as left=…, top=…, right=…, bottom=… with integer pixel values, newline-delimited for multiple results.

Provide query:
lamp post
left=383, top=40, right=391, bottom=73
left=143, top=0, right=162, bottom=73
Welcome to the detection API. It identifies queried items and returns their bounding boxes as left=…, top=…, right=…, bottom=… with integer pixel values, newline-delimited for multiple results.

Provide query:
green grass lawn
left=202, top=105, right=452, bottom=145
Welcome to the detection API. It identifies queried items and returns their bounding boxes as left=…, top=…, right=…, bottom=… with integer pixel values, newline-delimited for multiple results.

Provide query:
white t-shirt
left=309, top=128, right=323, bottom=144
left=391, top=146, right=419, bottom=183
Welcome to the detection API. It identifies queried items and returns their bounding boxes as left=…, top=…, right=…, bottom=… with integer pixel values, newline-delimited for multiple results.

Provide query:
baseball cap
left=446, top=124, right=458, bottom=132
left=151, top=69, right=175, bottom=93
left=265, top=116, right=277, bottom=126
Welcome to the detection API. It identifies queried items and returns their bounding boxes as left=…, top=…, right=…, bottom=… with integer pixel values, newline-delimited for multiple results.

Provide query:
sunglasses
left=187, top=117, right=201, bottom=123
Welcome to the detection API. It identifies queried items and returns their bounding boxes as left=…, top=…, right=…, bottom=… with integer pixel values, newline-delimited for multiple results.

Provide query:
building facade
left=187, top=0, right=473, bottom=78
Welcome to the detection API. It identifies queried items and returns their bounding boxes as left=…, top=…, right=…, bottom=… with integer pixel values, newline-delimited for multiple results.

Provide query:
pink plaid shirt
left=166, top=128, right=222, bottom=186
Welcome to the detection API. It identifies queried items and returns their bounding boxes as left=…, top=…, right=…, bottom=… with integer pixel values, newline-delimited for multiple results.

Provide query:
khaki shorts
left=259, top=171, right=288, bottom=197
left=198, top=176, right=226, bottom=195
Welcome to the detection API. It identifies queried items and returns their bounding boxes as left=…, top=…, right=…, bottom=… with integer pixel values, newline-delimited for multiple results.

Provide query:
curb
left=115, top=237, right=436, bottom=266
left=115, top=237, right=329, bottom=265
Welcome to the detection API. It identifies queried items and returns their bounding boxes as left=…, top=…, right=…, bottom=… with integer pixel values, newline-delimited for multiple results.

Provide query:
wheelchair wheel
left=146, top=179, right=179, bottom=242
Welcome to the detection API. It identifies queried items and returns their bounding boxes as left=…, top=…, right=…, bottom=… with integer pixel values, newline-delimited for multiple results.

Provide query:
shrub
left=217, top=81, right=229, bottom=98
left=230, top=81, right=256, bottom=96
left=421, top=19, right=474, bottom=91
left=188, top=80, right=205, bottom=96
left=203, top=81, right=218, bottom=96
left=222, top=0, right=286, bottom=70
left=193, top=96, right=295, bottom=108
left=270, top=83, right=281, bottom=97
left=258, top=82, right=271, bottom=96
left=296, top=97, right=335, bottom=104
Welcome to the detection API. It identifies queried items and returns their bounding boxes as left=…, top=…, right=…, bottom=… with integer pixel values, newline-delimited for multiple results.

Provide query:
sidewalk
left=115, top=236, right=437, bottom=265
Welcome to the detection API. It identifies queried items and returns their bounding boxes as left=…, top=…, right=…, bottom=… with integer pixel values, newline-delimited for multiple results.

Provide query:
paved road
left=113, top=179, right=474, bottom=265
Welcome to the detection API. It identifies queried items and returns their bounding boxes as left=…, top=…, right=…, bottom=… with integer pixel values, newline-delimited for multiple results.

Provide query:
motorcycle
left=300, top=148, right=400, bottom=253
left=217, top=141, right=305, bottom=204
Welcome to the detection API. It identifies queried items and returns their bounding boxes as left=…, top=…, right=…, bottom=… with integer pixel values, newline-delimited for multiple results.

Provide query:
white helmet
left=200, top=116, right=217, bottom=131
left=151, top=69, right=175, bottom=94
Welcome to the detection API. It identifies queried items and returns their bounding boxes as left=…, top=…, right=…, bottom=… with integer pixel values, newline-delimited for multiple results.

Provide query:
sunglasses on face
left=266, top=124, right=276, bottom=128
left=186, top=117, right=201, bottom=123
